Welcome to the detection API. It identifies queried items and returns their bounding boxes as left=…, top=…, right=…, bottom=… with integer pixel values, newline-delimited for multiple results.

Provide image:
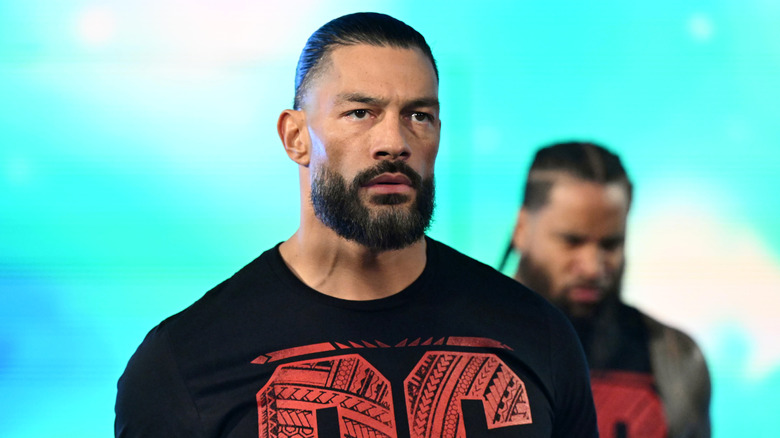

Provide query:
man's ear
left=511, top=208, right=531, bottom=252
left=277, top=109, right=310, bottom=166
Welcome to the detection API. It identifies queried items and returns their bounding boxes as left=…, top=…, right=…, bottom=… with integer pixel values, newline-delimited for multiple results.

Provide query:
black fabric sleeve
left=548, top=310, right=599, bottom=438
left=115, top=325, right=205, bottom=438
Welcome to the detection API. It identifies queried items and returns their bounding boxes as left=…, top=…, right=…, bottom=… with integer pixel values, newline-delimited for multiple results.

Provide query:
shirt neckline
left=265, top=237, right=437, bottom=311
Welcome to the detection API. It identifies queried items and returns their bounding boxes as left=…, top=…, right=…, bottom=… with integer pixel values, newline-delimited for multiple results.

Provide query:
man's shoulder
left=634, top=306, right=709, bottom=377
left=427, top=237, right=565, bottom=316
left=114, top=245, right=284, bottom=438
left=429, top=238, right=531, bottom=289
left=152, top=244, right=284, bottom=337
left=636, top=308, right=700, bottom=349
left=632, top=308, right=711, bottom=434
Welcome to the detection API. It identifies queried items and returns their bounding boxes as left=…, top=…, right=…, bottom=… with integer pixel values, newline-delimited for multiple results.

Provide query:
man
left=115, top=13, right=597, bottom=437
left=501, top=141, right=711, bottom=438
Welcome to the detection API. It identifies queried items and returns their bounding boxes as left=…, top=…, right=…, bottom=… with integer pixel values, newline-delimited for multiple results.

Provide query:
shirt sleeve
left=548, top=310, right=599, bottom=438
left=115, top=325, right=205, bottom=438
left=647, top=318, right=712, bottom=438
left=687, top=342, right=712, bottom=438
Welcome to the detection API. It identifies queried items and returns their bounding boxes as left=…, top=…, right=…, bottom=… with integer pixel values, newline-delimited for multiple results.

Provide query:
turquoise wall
left=2, top=1, right=778, bottom=435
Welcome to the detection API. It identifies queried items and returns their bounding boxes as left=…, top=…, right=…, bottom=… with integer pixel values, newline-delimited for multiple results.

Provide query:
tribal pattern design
left=253, top=339, right=532, bottom=437
left=405, top=352, right=532, bottom=437
left=257, top=354, right=395, bottom=438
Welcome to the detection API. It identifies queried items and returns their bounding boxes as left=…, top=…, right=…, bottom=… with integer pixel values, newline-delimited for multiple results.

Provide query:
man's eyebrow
left=406, top=97, right=440, bottom=109
left=601, top=234, right=625, bottom=243
left=558, top=232, right=585, bottom=239
left=335, top=93, right=387, bottom=106
left=334, top=93, right=439, bottom=110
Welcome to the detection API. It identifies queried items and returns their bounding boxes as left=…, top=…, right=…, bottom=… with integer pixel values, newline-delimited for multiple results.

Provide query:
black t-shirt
left=115, top=238, right=597, bottom=437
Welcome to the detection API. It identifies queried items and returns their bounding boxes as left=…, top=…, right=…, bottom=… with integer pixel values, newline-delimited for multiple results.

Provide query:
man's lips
left=365, top=173, right=413, bottom=186
left=568, top=286, right=602, bottom=304
left=362, top=173, right=414, bottom=194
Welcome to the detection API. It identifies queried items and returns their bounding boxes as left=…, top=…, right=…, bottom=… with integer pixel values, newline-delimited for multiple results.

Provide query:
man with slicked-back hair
left=115, top=13, right=598, bottom=438
left=502, top=141, right=711, bottom=438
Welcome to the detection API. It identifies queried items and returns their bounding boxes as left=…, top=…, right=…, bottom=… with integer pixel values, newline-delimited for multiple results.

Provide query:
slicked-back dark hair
left=499, top=141, right=632, bottom=271
left=293, top=12, right=438, bottom=110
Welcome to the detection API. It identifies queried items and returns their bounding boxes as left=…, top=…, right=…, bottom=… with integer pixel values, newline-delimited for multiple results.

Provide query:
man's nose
left=576, top=245, right=607, bottom=280
left=371, top=116, right=411, bottom=161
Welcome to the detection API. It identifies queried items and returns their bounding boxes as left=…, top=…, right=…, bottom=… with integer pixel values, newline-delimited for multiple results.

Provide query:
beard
left=310, top=160, right=435, bottom=251
left=518, top=253, right=624, bottom=320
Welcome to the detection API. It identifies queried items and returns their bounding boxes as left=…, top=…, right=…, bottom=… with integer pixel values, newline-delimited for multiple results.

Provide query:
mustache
left=352, top=160, right=423, bottom=189
left=570, top=281, right=605, bottom=289
left=566, top=281, right=610, bottom=292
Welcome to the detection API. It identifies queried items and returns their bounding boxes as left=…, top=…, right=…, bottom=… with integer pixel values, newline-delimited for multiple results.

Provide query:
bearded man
left=502, top=141, right=711, bottom=438
left=115, top=13, right=598, bottom=438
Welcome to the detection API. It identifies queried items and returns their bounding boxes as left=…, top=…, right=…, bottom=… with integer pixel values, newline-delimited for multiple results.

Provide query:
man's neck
left=279, top=225, right=427, bottom=301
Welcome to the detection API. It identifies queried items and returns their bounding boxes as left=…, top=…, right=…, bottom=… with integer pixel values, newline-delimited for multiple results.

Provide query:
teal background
left=1, top=1, right=779, bottom=436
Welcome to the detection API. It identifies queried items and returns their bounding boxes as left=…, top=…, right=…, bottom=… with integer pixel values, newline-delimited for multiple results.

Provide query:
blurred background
left=1, top=0, right=778, bottom=436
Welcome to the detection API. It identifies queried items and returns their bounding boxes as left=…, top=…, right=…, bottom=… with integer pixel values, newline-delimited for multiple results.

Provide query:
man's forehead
left=528, top=176, right=630, bottom=224
left=317, top=44, right=437, bottom=95
left=551, top=178, right=628, bottom=203
left=531, top=174, right=628, bottom=205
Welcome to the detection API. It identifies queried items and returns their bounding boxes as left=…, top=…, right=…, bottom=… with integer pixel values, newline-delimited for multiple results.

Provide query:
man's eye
left=348, top=109, right=369, bottom=119
left=601, top=238, right=624, bottom=251
left=563, top=236, right=585, bottom=247
left=411, top=112, right=432, bottom=123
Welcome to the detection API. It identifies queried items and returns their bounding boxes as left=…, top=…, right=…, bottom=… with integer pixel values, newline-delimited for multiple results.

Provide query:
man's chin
left=367, top=193, right=414, bottom=206
left=566, top=302, right=600, bottom=319
left=562, top=287, right=606, bottom=318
